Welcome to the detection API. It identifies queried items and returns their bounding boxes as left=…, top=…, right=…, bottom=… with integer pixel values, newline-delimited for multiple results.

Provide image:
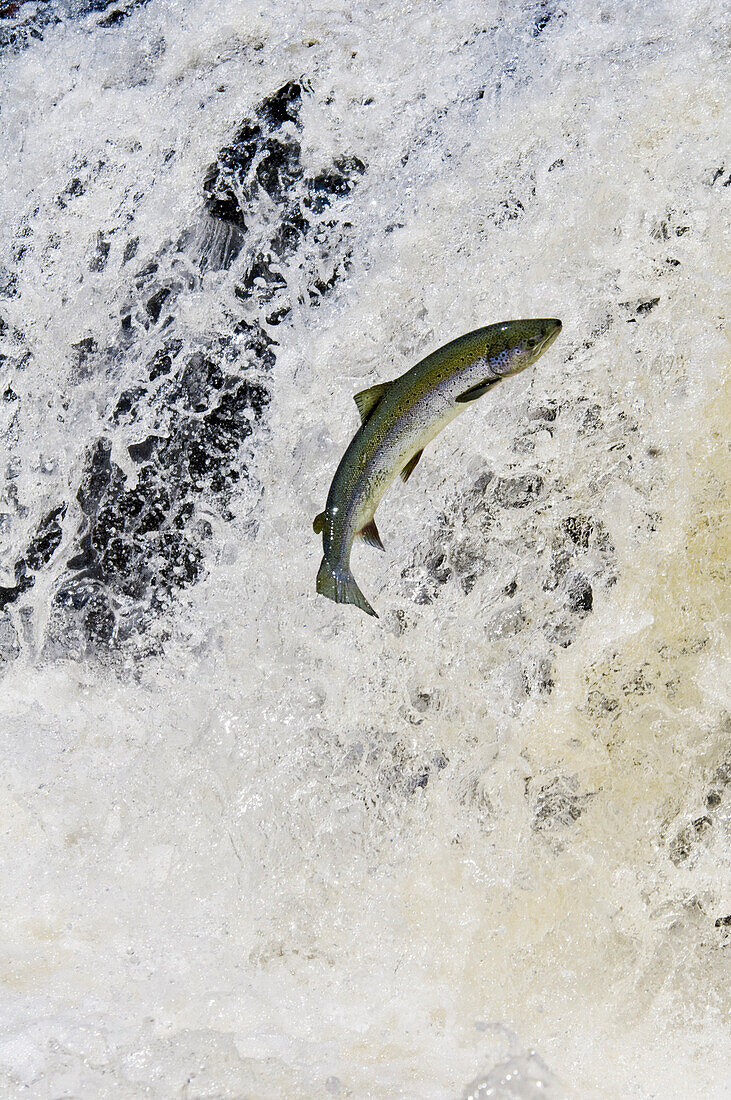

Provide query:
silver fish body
left=314, top=318, right=562, bottom=616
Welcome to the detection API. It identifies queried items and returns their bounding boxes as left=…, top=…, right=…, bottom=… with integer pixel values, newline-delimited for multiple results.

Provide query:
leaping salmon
left=314, top=318, right=562, bottom=617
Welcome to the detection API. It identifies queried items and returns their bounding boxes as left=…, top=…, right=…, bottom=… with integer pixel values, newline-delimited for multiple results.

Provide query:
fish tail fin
left=316, top=558, right=378, bottom=618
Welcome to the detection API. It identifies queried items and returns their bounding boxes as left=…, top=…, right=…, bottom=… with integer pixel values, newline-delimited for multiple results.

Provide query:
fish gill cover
left=0, top=0, right=729, bottom=1097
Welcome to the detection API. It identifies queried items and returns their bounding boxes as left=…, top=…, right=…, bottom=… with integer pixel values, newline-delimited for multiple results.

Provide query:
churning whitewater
left=0, top=0, right=729, bottom=1097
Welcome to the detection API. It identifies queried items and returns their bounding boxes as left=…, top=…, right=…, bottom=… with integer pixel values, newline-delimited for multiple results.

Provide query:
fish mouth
left=539, top=318, right=562, bottom=352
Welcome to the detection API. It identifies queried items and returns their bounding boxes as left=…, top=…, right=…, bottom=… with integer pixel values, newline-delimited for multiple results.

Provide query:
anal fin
left=455, top=377, right=501, bottom=403
left=400, top=449, right=423, bottom=482
left=357, top=517, right=385, bottom=551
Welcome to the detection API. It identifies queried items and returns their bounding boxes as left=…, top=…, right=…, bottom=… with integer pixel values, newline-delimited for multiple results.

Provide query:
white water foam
left=0, top=0, right=729, bottom=1096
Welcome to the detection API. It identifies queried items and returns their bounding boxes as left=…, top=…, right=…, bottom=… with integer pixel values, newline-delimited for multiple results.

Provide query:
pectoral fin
left=400, top=449, right=423, bottom=482
left=313, top=511, right=326, bottom=534
left=354, top=382, right=391, bottom=423
left=455, top=377, right=501, bottom=403
left=357, top=518, right=385, bottom=551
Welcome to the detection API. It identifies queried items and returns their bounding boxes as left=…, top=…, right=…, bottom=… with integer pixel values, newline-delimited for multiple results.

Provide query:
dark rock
left=97, top=0, right=149, bottom=28
left=450, top=540, right=487, bottom=593
left=532, top=1, right=566, bottom=37
left=0, top=574, right=33, bottom=611
left=578, top=402, right=603, bottom=433
left=144, top=286, right=171, bottom=322
left=531, top=776, right=586, bottom=830
left=409, top=688, right=441, bottom=713
left=542, top=614, right=578, bottom=648
left=0, top=614, right=19, bottom=662
left=24, top=505, right=66, bottom=571
left=425, top=548, right=451, bottom=584
left=122, top=237, right=139, bottom=264
left=127, top=435, right=159, bottom=463
left=0, top=504, right=66, bottom=610
left=57, top=176, right=86, bottom=208
left=494, top=474, right=544, bottom=508
left=528, top=400, right=559, bottom=422
left=72, top=336, right=98, bottom=367
left=566, top=572, right=593, bottom=614
left=670, top=815, right=712, bottom=865
left=564, top=514, right=592, bottom=549
left=522, top=656, right=554, bottom=695
left=407, top=768, right=430, bottom=793
left=5, top=78, right=368, bottom=659
left=586, top=690, right=619, bottom=718
left=89, top=232, right=110, bottom=272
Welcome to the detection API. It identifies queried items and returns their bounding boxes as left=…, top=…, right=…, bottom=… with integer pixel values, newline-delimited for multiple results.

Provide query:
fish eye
left=526, top=336, right=540, bottom=348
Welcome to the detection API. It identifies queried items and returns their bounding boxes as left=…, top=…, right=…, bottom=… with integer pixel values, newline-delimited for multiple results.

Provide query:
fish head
left=488, top=318, right=562, bottom=377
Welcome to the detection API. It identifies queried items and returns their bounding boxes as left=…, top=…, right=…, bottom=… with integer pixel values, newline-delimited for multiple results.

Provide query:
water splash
left=0, top=0, right=728, bottom=1096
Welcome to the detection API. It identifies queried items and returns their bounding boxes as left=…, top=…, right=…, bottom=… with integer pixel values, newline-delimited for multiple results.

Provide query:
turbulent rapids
left=0, top=1, right=728, bottom=1097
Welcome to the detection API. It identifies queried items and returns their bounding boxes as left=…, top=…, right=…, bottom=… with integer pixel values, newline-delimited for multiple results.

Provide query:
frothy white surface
left=1, top=0, right=729, bottom=1096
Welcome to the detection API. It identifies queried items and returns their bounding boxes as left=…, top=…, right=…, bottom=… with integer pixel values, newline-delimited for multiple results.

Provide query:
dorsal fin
left=354, top=381, right=391, bottom=423
left=455, top=377, right=501, bottom=403
left=400, top=449, right=423, bottom=482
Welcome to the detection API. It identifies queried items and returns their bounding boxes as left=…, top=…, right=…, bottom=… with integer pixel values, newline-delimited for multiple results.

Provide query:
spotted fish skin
left=314, top=318, right=562, bottom=617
